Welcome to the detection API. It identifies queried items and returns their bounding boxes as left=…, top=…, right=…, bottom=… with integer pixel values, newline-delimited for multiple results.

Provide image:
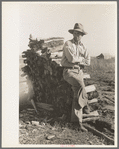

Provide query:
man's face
left=73, top=30, right=83, bottom=42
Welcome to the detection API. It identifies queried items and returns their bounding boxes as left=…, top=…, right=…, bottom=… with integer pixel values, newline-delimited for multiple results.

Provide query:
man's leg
left=63, top=69, right=88, bottom=131
left=71, top=87, right=88, bottom=132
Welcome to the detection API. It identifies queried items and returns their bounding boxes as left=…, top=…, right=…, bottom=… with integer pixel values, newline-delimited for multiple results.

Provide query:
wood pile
left=21, top=35, right=99, bottom=117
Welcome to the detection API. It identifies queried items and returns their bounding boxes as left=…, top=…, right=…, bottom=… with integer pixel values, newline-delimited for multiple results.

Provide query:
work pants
left=63, top=68, right=88, bottom=122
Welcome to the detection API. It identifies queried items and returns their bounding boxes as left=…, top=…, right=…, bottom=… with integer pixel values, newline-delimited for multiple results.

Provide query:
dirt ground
left=19, top=57, right=115, bottom=146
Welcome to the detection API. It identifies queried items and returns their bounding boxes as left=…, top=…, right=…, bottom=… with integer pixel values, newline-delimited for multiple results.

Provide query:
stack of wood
left=22, top=35, right=72, bottom=116
left=21, top=35, right=99, bottom=118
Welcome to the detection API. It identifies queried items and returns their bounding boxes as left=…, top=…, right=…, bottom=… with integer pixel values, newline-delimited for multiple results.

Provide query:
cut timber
left=88, top=98, right=98, bottom=104
left=31, top=99, right=38, bottom=113
left=36, top=102, right=54, bottom=111
left=43, top=39, right=64, bottom=43
left=36, top=102, right=53, bottom=107
left=50, top=51, right=63, bottom=59
left=83, top=110, right=99, bottom=118
left=82, top=117, right=100, bottom=122
left=83, top=124, right=114, bottom=145
left=51, top=58, right=61, bottom=66
left=104, top=95, right=114, bottom=103
left=40, top=37, right=64, bottom=43
left=102, top=105, right=114, bottom=111
left=83, top=73, right=90, bottom=79
left=48, top=45, right=63, bottom=53
left=85, top=85, right=96, bottom=93
left=58, top=114, right=67, bottom=121
left=41, top=39, right=64, bottom=49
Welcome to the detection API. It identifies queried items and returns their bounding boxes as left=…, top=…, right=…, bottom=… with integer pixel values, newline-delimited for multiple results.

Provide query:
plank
left=85, top=85, right=96, bottom=93
left=83, top=73, right=90, bottom=79
left=88, top=98, right=98, bottom=104
left=104, top=95, right=114, bottom=103
left=82, top=117, right=99, bottom=122
left=83, top=110, right=99, bottom=118
left=48, top=45, right=63, bottom=53
left=50, top=51, right=63, bottom=58
left=51, top=58, right=62, bottom=66
left=102, top=105, right=114, bottom=111
left=43, top=38, right=64, bottom=43
left=40, top=37, right=64, bottom=42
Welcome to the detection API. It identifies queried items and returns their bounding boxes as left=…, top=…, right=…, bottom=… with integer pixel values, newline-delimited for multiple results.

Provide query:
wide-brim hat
left=68, top=23, right=87, bottom=35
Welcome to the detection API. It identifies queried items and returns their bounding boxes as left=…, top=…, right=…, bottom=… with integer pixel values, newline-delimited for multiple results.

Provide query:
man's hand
left=73, top=64, right=80, bottom=73
left=73, top=64, right=80, bottom=69
left=82, top=59, right=88, bottom=65
left=79, top=59, right=89, bottom=66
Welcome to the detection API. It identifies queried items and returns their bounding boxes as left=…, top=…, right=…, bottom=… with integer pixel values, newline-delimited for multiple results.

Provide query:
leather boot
left=79, top=122, right=88, bottom=132
left=83, top=104, right=90, bottom=114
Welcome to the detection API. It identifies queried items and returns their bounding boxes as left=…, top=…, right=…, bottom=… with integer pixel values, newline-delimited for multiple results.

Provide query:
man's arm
left=79, top=48, right=90, bottom=66
left=64, top=41, right=84, bottom=64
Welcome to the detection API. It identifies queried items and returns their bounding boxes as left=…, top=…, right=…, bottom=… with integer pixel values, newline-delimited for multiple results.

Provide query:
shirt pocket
left=78, top=46, right=85, bottom=56
left=72, top=44, right=77, bottom=55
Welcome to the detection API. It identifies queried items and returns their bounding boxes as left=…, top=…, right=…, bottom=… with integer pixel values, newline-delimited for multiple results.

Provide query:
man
left=61, top=23, right=90, bottom=132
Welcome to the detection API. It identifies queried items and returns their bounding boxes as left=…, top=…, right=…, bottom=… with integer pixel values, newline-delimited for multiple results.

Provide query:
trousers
left=63, top=68, right=88, bottom=122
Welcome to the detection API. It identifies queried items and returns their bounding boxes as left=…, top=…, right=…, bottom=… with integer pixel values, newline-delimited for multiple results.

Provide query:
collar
left=72, top=38, right=82, bottom=46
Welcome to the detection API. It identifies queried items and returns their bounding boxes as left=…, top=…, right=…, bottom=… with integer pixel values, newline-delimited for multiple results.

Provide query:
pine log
left=36, top=102, right=54, bottom=111
left=83, top=124, right=114, bottom=145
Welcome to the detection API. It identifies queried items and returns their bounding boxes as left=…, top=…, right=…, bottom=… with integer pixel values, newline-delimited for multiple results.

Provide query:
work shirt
left=61, top=39, right=90, bottom=68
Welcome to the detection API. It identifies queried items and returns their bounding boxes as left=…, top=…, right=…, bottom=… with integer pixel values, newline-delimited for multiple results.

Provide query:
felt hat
left=68, top=23, right=87, bottom=35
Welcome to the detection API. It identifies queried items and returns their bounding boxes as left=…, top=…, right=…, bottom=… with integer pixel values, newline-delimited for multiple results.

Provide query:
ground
left=19, top=57, right=115, bottom=146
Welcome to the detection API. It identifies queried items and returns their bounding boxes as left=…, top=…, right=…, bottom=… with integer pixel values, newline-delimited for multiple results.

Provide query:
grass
left=85, top=57, right=115, bottom=83
left=90, top=57, right=115, bottom=72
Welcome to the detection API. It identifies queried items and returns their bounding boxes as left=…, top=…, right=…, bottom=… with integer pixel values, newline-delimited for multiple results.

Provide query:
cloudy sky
left=3, top=2, right=117, bottom=56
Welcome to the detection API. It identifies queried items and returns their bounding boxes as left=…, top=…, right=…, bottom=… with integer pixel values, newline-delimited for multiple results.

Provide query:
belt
left=64, top=65, right=84, bottom=70
left=64, top=66, right=80, bottom=74
left=64, top=66, right=78, bottom=69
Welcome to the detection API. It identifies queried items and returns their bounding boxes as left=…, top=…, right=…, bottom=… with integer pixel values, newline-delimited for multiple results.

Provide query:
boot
left=79, top=122, right=88, bottom=132
left=83, top=104, right=90, bottom=114
left=74, top=97, right=81, bottom=110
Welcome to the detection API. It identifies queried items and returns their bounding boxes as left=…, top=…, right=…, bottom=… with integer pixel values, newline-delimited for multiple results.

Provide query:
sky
left=3, top=2, right=117, bottom=56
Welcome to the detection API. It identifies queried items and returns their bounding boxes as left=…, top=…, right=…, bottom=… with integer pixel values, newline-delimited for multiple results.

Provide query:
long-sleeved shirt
left=61, top=39, right=90, bottom=68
